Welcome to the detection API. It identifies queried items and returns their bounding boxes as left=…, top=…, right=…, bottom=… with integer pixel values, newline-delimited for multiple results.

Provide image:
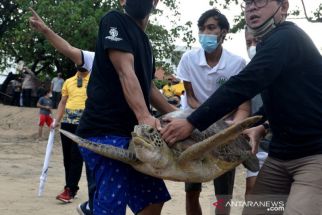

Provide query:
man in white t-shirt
left=21, top=67, right=38, bottom=107
left=51, top=72, right=64, bottom=108
left=176, top=9, right=250, bottom=215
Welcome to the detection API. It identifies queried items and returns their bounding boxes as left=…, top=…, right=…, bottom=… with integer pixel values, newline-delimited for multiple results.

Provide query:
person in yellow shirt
left=171, top=81, right=185, bottom=97
left=52, top=69, right=89, bottom=203
left=162, top=79, right=185, bottom=98
left=162, top=82, right=175, bottom=98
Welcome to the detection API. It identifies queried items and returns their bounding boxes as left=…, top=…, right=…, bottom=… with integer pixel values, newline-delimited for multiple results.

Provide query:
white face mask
left=247, top=46, right=256, bottom=59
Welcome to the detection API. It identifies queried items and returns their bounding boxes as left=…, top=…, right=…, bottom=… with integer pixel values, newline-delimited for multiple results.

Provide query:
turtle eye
left=148, top=127, right=154, bottom=133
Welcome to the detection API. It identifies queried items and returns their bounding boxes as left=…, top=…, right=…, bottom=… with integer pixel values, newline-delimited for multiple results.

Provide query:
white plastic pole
left=38, top=120, right=55, bottom=197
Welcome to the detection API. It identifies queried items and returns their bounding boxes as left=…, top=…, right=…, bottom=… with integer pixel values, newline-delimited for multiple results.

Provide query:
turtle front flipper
left=177, top=116, right=262, bottom=165
left=59, top=129, right=140, bottom=165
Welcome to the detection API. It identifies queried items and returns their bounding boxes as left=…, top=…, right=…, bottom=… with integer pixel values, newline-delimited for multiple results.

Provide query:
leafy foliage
left=153, top=79, right=168, bottom=89
left=0, top=0, right=19, bottom=38
left=1, top=0, right=321, bottom=80
left=0, top=0, right=194, bottom=80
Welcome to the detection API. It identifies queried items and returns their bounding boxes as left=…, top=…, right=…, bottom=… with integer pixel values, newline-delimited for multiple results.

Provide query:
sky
left=160, top=0, right=322, bottom=59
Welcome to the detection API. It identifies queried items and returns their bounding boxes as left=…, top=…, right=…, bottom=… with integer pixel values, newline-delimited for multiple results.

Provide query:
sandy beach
left=0, top=104, right=246, bottom=215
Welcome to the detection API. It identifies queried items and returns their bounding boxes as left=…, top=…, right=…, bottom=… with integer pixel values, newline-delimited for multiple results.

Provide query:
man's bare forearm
left=42, top=27, right=82, bottom=65
left=29, top=8, right=82, bottom=65
left=150, top=83, right=176, bottom=114
left=233, top=100, right=251, bottom=122
left=119, top=71, right=151, bottom=122
left=55, top=96, right=67, bottom=123
left=184, top=81, right=200, bottom=109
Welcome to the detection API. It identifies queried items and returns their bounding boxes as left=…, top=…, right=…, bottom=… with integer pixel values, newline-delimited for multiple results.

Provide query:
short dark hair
left=44, top=90, right=51, bottom=96
left=198, top=8, right=230, bottom=32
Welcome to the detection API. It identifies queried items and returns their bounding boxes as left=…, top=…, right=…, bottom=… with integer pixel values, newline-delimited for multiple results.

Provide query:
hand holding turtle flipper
left=242, top=124, right=266, bottom=155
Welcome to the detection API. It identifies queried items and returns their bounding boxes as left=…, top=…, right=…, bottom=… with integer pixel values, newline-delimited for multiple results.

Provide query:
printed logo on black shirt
left=105, top=27, right=123, bottom=41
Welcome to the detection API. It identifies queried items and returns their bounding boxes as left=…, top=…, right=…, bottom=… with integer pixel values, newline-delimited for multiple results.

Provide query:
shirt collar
left=197, top=48, right=226, bottom=70
left=74, top=72, right=90, bottom=80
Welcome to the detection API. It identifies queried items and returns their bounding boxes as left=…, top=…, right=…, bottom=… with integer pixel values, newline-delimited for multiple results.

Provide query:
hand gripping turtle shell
left=60, top=109, right=261, bottom=183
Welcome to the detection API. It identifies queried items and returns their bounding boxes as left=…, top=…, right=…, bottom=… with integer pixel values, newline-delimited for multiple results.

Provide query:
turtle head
left=131, top=124, right=171, bottom=168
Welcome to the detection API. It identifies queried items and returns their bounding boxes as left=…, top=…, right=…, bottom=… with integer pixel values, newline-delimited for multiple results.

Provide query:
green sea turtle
left=60, top=109, right=261, bottom=183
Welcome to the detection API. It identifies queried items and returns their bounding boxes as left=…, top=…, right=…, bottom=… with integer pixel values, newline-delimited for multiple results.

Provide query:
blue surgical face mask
left=198, top=34, right=219, bottom=53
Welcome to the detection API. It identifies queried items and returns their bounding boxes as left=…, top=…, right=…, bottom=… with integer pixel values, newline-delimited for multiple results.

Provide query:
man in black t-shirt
left=161, top=0, right=322, bottom=214
left=76, top=0, right=175, bottom=214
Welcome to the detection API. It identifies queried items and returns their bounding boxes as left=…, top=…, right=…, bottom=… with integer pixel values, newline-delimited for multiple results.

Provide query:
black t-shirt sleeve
left=100, top=12, right=133, bottom=54
left=152, top=56, right=156, bottom=78
left=187, top=27, right=294, bottom=131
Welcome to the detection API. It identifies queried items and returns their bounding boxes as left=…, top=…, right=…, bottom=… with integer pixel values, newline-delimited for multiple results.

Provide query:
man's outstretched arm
left=29, top=7, right=82, bottom=65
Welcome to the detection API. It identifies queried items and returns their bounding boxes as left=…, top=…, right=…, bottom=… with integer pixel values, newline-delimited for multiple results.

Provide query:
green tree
left=0, top=0, right=19, bottom=38
left=0, top=0, right=194, bottom=79
left=297, top=0, right=322, bottom=23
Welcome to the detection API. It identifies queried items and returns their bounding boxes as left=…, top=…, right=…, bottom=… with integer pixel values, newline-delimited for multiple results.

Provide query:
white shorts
left=246, top=151, right=268, bottom=178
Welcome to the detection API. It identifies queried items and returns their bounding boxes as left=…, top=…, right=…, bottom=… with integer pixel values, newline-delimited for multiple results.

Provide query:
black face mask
left=125, top=0, right=154, bottom=20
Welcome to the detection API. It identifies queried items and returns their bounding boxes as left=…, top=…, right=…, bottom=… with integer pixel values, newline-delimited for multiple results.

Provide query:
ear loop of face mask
left=218, top=31, right=226, bottom=46
left=214, top=31, right=225, bottom=51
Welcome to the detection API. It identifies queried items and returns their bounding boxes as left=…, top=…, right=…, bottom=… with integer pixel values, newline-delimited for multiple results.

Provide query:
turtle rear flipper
left=59, top=129, right=140, bottom=165
left=242, top=154, right=260, bottom=172
left=243, top=138, right=269, bottom=172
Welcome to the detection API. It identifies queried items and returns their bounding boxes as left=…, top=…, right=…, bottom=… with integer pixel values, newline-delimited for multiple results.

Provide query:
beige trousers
left=243, top=154, right=322, bottom=215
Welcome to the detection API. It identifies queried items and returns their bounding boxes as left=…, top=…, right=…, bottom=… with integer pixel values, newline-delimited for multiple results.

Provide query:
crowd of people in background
left=1, top=66, right=183, bottom=110
left=1, top=67, right=64, bottom=108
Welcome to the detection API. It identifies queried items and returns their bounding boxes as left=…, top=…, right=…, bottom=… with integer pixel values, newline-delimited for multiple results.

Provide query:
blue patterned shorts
left=79, top=135, right=171, bottom=215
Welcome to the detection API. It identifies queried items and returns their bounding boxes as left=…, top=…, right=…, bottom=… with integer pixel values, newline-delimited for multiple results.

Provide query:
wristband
left=262, top=122, right=269, bottom=129
left=262, top=122, right=270, bottom=134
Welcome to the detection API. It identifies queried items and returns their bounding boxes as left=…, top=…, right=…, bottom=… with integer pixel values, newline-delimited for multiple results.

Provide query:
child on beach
left=36, top=90, right=53, bottom=140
